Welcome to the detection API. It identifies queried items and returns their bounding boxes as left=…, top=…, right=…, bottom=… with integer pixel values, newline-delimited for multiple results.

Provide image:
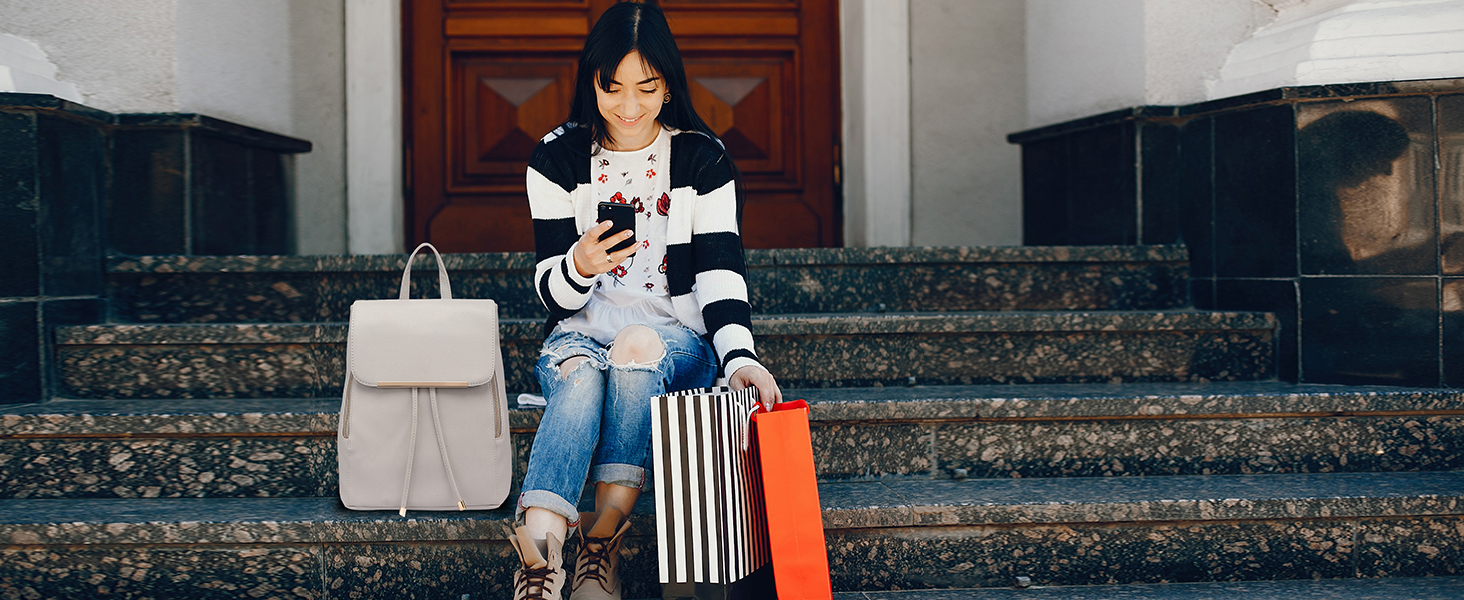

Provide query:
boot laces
left=576, top=538, right=617, bottom=588
left=516, top=563, right=558, bottom=599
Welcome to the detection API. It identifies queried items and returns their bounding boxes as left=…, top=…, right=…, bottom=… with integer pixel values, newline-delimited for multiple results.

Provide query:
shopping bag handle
left=399, top=242, right=453, bottom=300
left=770, top=399, right=809, bottom=412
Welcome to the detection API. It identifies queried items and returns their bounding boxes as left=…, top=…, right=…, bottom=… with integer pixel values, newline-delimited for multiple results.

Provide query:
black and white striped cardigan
left=526, top=123, right=761, bottom=378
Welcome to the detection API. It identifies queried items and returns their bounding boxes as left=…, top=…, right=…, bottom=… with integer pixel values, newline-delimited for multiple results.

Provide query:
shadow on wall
left=1297, top=109, right=1440, bottom=385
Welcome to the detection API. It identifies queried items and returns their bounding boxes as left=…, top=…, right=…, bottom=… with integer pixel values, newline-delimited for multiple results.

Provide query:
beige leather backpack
left=337, top=243, right=512, bottom=515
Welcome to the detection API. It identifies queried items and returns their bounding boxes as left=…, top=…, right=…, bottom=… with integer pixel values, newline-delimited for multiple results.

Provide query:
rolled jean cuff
left=516, top=490, right=582, bottom=527
left=591, top=463, right=647, bottom=490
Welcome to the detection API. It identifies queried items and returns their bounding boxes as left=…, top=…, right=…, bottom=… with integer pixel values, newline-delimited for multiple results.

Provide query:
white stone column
left=841, top=0, right=911, bottom=247
left=345, top=0, right=404, bottom=254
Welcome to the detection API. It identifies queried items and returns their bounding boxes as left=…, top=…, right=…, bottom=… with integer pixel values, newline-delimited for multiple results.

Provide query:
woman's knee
left=558, top=355, right=591, bottom=378
left=608, top=325, right=665, bottom=366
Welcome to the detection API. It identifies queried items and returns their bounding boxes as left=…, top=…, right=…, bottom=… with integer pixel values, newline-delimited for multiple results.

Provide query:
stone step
left=5, top=383, right=1458, bottom=500
left=828, top=578, right=1464, bottom=599
left=0, top=471, right=1459, bottom=598
left=105, top=245, right=1189, bottom=323
left=52, top=309, right=1275, bottom=399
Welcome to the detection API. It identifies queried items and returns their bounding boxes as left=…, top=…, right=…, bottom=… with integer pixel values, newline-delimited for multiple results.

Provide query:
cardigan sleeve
left=687, top=144, right=764, bottom=378
left=527, top=140, right=596, bottom=320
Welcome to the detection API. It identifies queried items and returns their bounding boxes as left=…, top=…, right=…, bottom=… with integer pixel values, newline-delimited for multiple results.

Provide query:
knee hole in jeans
left=557, top=356, right=591, bottom=378
left=609, top=325, right=665, bottom=366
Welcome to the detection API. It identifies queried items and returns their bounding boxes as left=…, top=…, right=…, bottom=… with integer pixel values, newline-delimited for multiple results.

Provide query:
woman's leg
left=572, top=325, right=717, bottom=598
left=514, top=331, right=613, bottom=598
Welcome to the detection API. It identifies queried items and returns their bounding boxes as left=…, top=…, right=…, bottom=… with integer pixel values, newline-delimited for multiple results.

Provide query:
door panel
left=407, top=0, right=840, bottom=252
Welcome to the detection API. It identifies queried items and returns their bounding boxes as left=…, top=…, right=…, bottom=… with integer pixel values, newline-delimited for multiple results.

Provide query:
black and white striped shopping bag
left=651, top=386, right=772, bottom=599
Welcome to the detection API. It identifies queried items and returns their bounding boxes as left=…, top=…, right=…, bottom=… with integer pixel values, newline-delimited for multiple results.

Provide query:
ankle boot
left=570, top=508, right=631, bottom=600
left=510, top=526, right=567, bottom=600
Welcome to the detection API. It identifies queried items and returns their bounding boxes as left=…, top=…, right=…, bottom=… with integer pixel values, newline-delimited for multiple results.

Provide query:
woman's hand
left=572, top=220, right=638, bottom=278
left=729, top=365, right=782, bottom=410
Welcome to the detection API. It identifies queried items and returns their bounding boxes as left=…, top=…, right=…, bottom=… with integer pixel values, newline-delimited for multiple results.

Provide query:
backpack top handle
left=400, top=242, right=453, bottom=300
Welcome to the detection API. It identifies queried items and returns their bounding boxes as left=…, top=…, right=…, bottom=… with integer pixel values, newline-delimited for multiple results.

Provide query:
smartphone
left=597, top=201, right=637, bottom=254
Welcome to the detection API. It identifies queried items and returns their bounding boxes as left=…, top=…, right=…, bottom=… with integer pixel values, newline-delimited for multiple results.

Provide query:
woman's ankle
left=523, top=506, right=569, bottom=544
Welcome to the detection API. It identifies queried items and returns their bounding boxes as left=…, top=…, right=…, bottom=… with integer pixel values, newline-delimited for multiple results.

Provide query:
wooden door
left=405, top=0, right=841, bottom=252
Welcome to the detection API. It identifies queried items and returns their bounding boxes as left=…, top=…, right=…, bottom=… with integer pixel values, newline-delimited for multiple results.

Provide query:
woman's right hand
left=572, top=220, right=638, bottom=278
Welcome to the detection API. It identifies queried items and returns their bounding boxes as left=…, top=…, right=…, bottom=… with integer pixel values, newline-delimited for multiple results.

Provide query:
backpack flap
left=348, top=298, right=499, bottom=388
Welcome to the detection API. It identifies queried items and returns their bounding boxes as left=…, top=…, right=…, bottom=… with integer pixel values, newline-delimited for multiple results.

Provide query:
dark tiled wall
left=0, top=107, right=107, bottom=404
left=1011, top=79, right=1464, bottom=388
left=111, top=115, right=307, bottom=256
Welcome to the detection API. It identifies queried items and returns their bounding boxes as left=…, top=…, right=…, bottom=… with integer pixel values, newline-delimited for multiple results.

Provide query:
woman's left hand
left=729, top=365, right=782, bottom=411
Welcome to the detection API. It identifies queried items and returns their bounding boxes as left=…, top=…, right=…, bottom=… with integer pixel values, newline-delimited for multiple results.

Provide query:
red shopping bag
left=751, top=401, right=833, bottom=600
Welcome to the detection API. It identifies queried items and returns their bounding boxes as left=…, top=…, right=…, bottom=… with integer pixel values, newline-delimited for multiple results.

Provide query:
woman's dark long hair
left=570, top=1, right=715, bottom=151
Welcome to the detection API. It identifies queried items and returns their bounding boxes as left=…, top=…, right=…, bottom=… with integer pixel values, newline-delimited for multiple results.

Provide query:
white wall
left=1145, top=0, right=1276, bottom=105
left=0, top=0, right=180, bottom=113
left=1026, top=0, right=1146, bottom=127
left=176, top=0, right=292, bottom=135
left=910, top=0, right=1025, bottom=247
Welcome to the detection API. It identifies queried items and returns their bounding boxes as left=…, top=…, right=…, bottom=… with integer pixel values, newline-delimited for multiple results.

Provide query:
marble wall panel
left=36, top=115, right=106, bottom=298
left=0, top=112, right=40, bottom=299
left=0, top=302, right=40, bottom=403
left=1179, top=117, right=1216, bottom=280
left=1300, top=277, right=1439, bottom=387
left=1297, top=98, right=1437, bottom=276
left=110, top=130, right=188, bottom=256
left=825, top=520, right=1356, bottom=590
left=1213, top=105, right=1297, bottom=279
left=1441, top=95, right=1464, bottom=275
left=0, top=544, right=322, bottom=599
left=1447, top=278, right=1464, bottom=387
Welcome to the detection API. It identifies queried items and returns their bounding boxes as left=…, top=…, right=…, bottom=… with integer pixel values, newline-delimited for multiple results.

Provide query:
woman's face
left=596, top=50, right=665, bottom=151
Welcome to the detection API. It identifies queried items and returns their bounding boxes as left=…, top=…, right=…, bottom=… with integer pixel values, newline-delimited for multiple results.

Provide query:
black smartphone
left=597, top=201, right=637, bottom=254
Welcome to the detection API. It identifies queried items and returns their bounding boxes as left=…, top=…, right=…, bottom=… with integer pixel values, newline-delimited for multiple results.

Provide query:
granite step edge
left=53, top=311, right=1277, bottom=345
left=107, top=245, right=1190, bottom=274
left=6, top=382, right=1463, bottom=437
left=2, top=472, right=1461, bottom=546
left=832, top=577, right=1464, bottom=600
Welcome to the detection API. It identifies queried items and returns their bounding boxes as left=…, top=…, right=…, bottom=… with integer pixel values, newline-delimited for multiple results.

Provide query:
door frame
left=344, top=0, right=910, bottom=253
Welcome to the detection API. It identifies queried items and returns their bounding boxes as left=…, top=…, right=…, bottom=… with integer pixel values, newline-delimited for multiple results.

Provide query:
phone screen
left=597, top=202, right=637, bottom=253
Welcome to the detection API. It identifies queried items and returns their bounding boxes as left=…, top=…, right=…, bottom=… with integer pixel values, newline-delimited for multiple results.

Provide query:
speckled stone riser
left=1, top=513, right=1461, bottom=598
left=0, top=537, right=662, bottom=600
left=825, top=516, right=1464, bottom=591
left=6, top=415, right=1462, bottom=500
left=5, top=387, right=1462, bottom=499
left=52, top=312, right=1275, bottom=399
left=105, top=246, right=1190, bottom=323
left=3, top=519, right=1460, bottom=599
left=834, top=578, right=1464, bottom=600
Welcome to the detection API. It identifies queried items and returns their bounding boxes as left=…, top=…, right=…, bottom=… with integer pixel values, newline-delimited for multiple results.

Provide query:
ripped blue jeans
left=517, top=324, right=718, bottom=524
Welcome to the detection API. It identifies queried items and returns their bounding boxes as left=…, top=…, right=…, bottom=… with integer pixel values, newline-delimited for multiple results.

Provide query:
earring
left=663, top=94, right=671, bottom=104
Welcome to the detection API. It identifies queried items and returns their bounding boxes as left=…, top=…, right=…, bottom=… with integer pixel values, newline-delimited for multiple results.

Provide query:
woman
left=512, top=2, right=782, bottom=599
